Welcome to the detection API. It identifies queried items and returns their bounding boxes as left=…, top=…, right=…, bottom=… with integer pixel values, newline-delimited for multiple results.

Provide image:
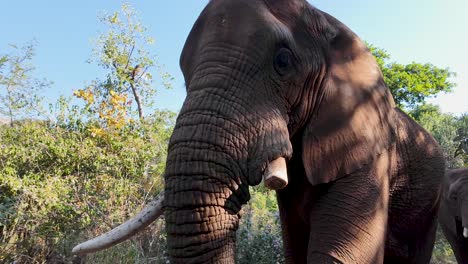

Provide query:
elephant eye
left=274, top=48, right=293, bottom=76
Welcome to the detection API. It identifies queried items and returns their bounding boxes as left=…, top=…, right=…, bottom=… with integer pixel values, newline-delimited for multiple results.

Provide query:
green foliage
left=0, top=55, right=7, bottom=68
left=0, top=40, right=52, bottom=125
left=409, top=104, right=467, bottom=168
left=1, top=3, right=178, bottom=262
left=431, top=227, right=457, bottom=264
left=0, top=6, right=463, bottom=263
left=237, top=187, right=284, bottom=264
left=85, top=3, right=173, bottom=121
left=454, top=114, right=468, bottom=165
left=368, top=44, right=455, bottom=110
left=0, top=109, right=174, bottom=263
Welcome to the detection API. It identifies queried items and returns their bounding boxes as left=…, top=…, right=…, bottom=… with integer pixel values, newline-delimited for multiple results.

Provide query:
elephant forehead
left=204, top=0, right=268, bottom=30
left=448, top=170, right=468, bottom=190
left=201, top=0, right=295, bottom=43
left=262, top=0, right=305, bottom=25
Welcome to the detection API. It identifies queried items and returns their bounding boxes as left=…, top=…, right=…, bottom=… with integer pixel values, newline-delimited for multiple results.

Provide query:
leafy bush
left=410, top=104, right=467, bottom=168
left=237, top=187, right=284, bottom=264
left=431, top=226, right=457, bottom=264
left=0, top=110, right=174, bottom=263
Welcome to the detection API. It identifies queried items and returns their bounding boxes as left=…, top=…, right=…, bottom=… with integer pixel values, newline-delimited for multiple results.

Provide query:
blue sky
left=1, top=0, right=467, bottom=114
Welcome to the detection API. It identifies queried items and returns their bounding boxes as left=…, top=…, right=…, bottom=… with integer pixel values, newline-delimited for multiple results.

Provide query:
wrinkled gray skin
left=164, top=0, right=445, bottom=263
left=439, top=168, right=468, bottom=264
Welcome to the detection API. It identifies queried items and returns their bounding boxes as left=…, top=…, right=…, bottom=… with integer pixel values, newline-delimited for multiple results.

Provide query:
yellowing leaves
left=74, top=88, right=131, bottom=136
left=109, top=12, right=119, bottom=24
left=73, top=88, right=95, bottom=105
left=89, top=127, right=106, bottom=137
left=109, top=90, right=127, bottom=108
left=100, top=90, right=128, bottom=130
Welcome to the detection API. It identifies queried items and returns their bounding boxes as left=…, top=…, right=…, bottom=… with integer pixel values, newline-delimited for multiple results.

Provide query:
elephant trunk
left=164, top=51, right=292, bottom=259
left=164, top=115, right=250, bottom=263
left=461, top=199, right=468, bottom=238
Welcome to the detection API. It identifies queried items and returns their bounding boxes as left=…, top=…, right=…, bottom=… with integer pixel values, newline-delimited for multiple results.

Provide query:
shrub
left=0, top=111, right=174, bottom=263
left=236, top=188, right=284, bottom=264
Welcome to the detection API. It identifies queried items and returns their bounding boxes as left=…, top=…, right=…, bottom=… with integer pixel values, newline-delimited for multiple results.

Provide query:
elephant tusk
left=263, top=157, right=288, bottom=190
left=464, top=227, right=468, bottom=238
left=72, top=192, right=164, bottom=255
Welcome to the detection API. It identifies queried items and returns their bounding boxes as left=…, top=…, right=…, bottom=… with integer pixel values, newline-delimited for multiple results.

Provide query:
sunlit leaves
left=73, top=88, right=95, bottom=105
left=236, top=188, right=283, bottom=263
left=73, top=3, right=175, bottom=140
left=410, top=104, right=467, bottom=168
left=0, top=111, right=175, bottom=262
left=368, top=44, right=455, bottom=110
left=454, top=114, right=468, bottom=164
left=82, top=2, right=173, bottom=123
left=74, top=87, right=130, bottom=135
left=0, top=41, right=52, bottom=124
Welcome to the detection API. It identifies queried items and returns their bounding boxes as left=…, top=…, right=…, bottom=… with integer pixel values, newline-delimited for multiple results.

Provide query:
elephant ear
left=447, top=177, right=462, bottom=200
left=301, top=11, right=396, bottom=185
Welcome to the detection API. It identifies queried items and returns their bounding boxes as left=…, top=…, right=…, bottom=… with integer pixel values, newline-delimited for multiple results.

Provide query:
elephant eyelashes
left=274, top=48, right=293, bottom=76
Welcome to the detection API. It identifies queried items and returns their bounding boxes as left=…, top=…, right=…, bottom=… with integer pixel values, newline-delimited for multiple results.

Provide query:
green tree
left=454, top=114, right=468, bottom=165
left=0, top=41, right=51, bottom=125
left=409, top=104, right=468, bottom=168
left=369, top=44, right=455, bottom=110
left=409, top=104, right=465, bottom=168
left=0, top=55, right=7, bottom=68
left=78, top=3, right=172, bottom=123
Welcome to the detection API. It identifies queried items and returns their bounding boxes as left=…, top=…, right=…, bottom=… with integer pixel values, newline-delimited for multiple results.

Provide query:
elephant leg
left=277, top=170, right=315, bottom=264
left=413, top=216, right=438, bottom=264
left=451, top=221, right=468, bottom=264
left=456, top=238, right=468, bottom=264
left=384, top=213, right=438, bottom=264
left=306, top=151, right=391, bottom=264
left=384, top=175, right=441, bottom=264
left=277, top=191, right=309, bottom=264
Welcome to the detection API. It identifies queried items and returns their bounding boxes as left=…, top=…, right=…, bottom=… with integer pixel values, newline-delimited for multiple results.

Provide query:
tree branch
left=125, top=45, right=135, bottom=71
left=129, top=82, right=144, bottom=120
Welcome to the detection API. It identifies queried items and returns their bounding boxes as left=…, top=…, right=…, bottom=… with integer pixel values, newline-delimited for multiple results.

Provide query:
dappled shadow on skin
left=270, top=60, right=394, bottom=262
left=167, top=1, right=444, bottom=262
left=274, top=53, right=441, bottom=262
left=167, top=42, right=442, bottom=264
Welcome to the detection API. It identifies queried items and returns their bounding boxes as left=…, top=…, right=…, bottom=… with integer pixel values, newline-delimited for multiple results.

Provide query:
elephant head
left=439, top=168, right=468, bottom=263
left=446, top=168, right=468, bottom=238
left=73, top=0, right=396, bottom=262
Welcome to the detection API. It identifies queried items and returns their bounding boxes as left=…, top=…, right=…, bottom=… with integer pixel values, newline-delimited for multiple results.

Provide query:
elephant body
left=439, top=168, right=468, bottom=264
left=278, top=109, right=444, bottom=263
left=75, top=1, right=446, bottom=263
left=161, top=1, right=446, bottom=263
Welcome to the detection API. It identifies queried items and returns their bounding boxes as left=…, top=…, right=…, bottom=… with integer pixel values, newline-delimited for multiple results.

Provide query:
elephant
left=439, top=168, right=468, bottom=263
left=72, top=0, right=446, bottom=263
